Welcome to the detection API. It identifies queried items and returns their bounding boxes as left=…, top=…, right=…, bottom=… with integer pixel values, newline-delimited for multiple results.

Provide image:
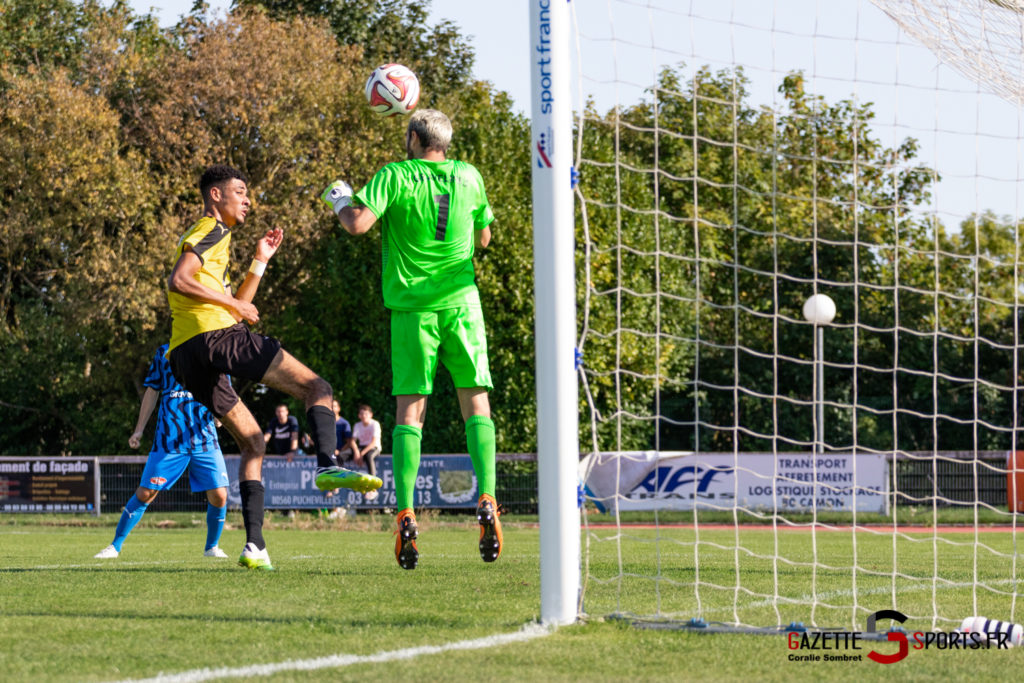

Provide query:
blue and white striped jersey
left=144, top=344, right=219, bottom=454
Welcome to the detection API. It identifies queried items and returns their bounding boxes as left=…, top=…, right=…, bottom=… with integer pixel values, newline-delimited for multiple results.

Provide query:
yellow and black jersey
left=167, top=216, right=238, bottom=351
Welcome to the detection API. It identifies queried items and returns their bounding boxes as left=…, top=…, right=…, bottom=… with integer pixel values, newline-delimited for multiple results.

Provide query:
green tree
left=576, top=66, right=957, bottom=454
left=233, top=0, right=474, bottom=100
left=8, top=3, right=1013, bottom=462
left=0, top=0, right=100, bottom=82
left=883, top=211, right=1024, bottom=451
left=0, top=9, right=370, bottom=453
left=0, top=4, right=537, bottom=456
left=0, top=68, right=156, bottom=452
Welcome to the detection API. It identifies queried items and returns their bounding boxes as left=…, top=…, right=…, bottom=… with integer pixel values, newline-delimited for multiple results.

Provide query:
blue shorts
left=139, top=450, right=229, bottom=493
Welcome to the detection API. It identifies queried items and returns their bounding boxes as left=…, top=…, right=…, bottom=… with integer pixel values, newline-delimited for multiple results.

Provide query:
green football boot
left=315, top=466, right=383, bottom=493
left=238, top=542, right=275, bottom=571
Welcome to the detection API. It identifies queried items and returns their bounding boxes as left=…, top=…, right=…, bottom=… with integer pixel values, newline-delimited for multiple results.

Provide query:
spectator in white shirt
left=352, top=404, right=382, bottom=501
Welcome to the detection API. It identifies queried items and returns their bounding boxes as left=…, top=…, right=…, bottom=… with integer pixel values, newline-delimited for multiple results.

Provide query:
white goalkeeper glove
left=320, top=180, right=353, bottom=215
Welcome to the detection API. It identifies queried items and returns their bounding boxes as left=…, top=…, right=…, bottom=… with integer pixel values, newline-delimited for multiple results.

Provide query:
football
left=364, top=63, right=420, bottom=117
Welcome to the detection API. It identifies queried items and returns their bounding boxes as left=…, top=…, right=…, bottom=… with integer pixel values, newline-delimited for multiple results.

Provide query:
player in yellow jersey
left=167, top=165, right=382, bottom=571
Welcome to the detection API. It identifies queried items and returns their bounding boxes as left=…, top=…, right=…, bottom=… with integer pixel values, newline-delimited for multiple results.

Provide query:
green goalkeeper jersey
left=355, top=158, right=494, bottom=311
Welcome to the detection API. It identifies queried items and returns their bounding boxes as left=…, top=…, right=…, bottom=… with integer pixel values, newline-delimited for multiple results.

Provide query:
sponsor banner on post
left=581, top=451, right=889, bottom=514
left=225, top=455, right=477, bottom=509
left=0, top=458, right=97, bottom=513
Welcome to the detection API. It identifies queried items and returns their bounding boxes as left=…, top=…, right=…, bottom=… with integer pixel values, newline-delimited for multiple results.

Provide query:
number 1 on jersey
left=433, top=193, right=450, bottom=241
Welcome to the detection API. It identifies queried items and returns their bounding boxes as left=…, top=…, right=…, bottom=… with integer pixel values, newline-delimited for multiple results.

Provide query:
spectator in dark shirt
left=333, top=399, right=359, bottom=464
left=264, top=404, right=299, bottom=461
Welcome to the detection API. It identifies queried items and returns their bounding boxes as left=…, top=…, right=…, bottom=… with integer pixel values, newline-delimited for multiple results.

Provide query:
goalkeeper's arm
left=320, top=180, right=378, bottom=235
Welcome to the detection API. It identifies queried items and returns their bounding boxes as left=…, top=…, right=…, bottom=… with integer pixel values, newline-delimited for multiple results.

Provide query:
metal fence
left=20, top=451, right=1018, bottom=515
left=892, top=452, right=1009, bottom=508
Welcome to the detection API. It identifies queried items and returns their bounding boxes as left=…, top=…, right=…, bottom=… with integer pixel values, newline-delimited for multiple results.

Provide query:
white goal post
left=530, top=0, right=580, bottom=626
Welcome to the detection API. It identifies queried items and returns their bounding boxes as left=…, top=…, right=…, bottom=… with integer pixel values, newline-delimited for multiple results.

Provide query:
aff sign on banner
left=225, top=455, right=478, bottom=509
left=0, top=458, right=97, bottom=513
left=581, top=451, right=889, bottom=514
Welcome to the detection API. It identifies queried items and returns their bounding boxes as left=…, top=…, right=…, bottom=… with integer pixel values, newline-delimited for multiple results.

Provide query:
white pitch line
left=13, top=559, right=186, bottom=571
left=112, top=623, right=554, bottom=683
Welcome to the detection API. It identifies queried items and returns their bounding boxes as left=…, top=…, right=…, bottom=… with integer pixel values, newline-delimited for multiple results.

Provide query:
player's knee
left=307, top=376, right=332, bottom=403
left=135, top=487, right=159, bottom=504
left=208, top=488, right=227, bottom=507
left=240, top=432, right=265, bottom=457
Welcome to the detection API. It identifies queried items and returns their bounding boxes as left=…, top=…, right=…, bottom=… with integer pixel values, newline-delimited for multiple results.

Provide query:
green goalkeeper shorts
left=390, top=304, right=492, bottom=395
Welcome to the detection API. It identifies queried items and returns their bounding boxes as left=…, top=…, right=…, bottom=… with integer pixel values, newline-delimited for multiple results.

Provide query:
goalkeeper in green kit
left=321, top=109, right=500, bottom=570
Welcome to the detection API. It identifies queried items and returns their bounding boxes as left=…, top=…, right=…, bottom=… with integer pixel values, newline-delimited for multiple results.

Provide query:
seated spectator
left=332, top=399, right=359, bottom=465
left=353, top=404, right=382, bottom=501
left=327, top=399, right=359, bottom=515
left=264, top=403, right=299, bottom=462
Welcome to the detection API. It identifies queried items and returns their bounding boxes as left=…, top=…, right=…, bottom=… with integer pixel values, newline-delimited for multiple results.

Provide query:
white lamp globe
left=803, top=294, right=836, bottom=325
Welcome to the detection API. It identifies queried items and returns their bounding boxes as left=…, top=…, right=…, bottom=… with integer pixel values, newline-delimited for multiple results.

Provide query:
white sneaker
left=204, top=546, right=229, bottom=558
left=94, top=545, right=119, bottom=559
left=238, top=542, right=274, bottom=571
left=328, top=507, right=347, bottom=520
left=364, top=489, right=379, bottom=502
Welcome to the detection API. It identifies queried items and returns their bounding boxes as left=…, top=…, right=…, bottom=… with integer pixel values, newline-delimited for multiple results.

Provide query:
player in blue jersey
left=94, top=344, right=230, bottom=559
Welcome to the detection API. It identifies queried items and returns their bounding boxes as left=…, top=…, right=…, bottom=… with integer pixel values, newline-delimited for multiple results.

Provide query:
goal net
left=570, top=0, right=1024, bottom=632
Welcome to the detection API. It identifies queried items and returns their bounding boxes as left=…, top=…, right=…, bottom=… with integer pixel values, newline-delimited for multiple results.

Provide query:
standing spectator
left=264, top=404, right=299, bottom=462
left=352, top=404, right=383, bottom=501
left=94, top=344, right=229, bottom=559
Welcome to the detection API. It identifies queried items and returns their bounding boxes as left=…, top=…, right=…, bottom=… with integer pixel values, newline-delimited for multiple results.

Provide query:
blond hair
left=408, top=109, right=452, bottom=153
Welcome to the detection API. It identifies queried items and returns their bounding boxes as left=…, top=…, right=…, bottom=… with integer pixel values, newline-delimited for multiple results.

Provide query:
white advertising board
left=581, top=451, right=889, bottom=514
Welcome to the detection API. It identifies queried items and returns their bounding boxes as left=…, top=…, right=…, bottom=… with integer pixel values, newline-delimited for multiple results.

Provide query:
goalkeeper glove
left=320, top=180, right=353, bottom=215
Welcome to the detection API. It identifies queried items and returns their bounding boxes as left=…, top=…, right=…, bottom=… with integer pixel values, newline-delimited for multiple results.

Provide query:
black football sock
left=239, top=479, right=266, bottom=550
left=307, top=404, right=339, bottom=469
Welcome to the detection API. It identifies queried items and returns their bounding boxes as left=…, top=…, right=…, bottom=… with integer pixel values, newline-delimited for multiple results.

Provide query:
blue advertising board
left=224, top=455, right=478, bottom=509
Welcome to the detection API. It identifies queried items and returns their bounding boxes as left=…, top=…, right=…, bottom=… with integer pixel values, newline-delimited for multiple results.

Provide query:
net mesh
left=572, top=0, right=1024, bottom=631
left=873, top=0, right=1024, bottom=107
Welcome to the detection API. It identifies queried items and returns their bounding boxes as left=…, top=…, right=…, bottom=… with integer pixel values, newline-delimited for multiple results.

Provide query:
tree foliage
left=0, top=2, right=1017, bottom=459
left=0, top=2, right=532, bottom=454
left=0, top=65, right=156, bottom=451
left=578, top=65, right=1021, bottom=454
left=233, top=0, right=474, bottom=100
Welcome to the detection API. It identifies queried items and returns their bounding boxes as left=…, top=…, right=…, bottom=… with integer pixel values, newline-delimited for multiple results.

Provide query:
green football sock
left=465, top=415, right=496, bottom=498
left=392, top=424, right=422, bottom=511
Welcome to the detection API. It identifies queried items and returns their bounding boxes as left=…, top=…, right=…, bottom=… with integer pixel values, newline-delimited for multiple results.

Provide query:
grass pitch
left=1, top=512, right=1021, bottom=681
